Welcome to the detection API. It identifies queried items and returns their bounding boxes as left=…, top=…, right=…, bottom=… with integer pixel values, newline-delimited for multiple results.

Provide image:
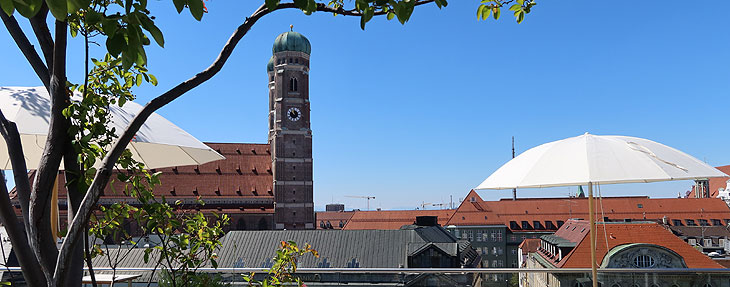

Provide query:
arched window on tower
left=289, top=78, right=298, bottom=92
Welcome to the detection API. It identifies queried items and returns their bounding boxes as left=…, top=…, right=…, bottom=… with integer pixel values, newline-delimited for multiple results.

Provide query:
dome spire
left=290, top=24, right=293, bottom=31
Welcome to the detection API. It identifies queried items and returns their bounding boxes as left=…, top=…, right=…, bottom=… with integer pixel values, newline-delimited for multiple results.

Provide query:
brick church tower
left=267, top=30, right=315, bottom=229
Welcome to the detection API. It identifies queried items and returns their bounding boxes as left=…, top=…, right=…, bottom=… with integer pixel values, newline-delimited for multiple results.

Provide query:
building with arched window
left=522, top=219, right=729, bottom=287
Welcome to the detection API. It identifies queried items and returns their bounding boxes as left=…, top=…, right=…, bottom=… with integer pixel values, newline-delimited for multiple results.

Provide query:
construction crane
left=419, top=202, right=433, bottom=210
left=345, top=195, right=375, bottom=210
left=432, top=203, right=448, bottom=209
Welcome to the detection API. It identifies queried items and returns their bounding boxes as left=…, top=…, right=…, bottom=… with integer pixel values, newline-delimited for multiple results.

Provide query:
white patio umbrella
left=475, top=132, right=728, bottom=287
left=0, top=86, right=225, bottom=238
left=0, top=86, right=224, bottom=169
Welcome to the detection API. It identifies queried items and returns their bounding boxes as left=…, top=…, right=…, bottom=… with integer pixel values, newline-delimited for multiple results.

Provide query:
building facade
left=267, top=31, right=315, bottom=229
left=522, top=219, right=728, bottom=287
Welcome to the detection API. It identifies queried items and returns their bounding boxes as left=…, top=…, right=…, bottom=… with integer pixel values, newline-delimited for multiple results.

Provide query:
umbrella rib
left=178, top=146, right=202, bottom=166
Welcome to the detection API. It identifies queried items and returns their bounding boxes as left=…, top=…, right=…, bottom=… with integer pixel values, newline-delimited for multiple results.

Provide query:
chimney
left=415, top=216, right=439, bottom=227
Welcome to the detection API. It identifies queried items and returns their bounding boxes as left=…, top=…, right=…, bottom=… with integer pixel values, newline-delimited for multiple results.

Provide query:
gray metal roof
left=541, top=234, right=576, bottom=248
left=217, top=226, right=461, bottom=268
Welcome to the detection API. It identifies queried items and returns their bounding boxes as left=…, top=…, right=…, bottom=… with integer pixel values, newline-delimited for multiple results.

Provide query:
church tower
left=267, top=30, right=315, bottom=229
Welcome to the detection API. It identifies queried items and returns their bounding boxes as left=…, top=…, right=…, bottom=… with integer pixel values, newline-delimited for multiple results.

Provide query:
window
left=700, top=219, right=710, bottom=226
left=521, top=221, right=532, bottom=229
left=498, top=247, right=504, bottom=255
left=637, top=204, right=643, bottom=208
left=633, top=255, right=655, bottom=268
left=704, top=238, right=712, bottom=246
left=546, top=221, right=556, bottom=229
left=686, top=219, right=697, bottom=226
left=289, top=78, right=298, bottom=92
left=672, top=219, right=683, bottom=226
left=712, top=219, right=722, bottom=226
left=533, top=221, right=544, bottom=229
left=556, top=220, right=565, bottom=228
left=689, top=238, right=697, bottom=245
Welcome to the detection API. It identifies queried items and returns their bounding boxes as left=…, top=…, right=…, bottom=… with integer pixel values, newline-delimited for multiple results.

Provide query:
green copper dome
left=272, top=31, right=311, bottom=55
left=267, top=56, right=274, bottom=72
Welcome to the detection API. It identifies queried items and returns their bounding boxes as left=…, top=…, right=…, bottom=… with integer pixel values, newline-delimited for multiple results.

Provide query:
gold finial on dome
left=290, top=24, right=293, bottom=31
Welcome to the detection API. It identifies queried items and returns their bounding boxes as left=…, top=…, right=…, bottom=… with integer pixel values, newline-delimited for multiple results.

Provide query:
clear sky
left=2, top=1, right=729, bottom=211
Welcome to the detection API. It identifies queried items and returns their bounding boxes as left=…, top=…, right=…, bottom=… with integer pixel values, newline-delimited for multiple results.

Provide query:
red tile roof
left=12, top=143, right=275, bottom=215
left=446, top=190, right=730, bottom=230
left=340, top=209, right=456, bottom=230
left=519, top=238, right=540, bottom=255
left=545, top=220, right=723, bottom=269
left=315, top=211, right=355, bottom=229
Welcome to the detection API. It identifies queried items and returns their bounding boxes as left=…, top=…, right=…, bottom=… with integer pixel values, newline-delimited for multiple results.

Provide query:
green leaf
left=509, top=4, right=520, bottom=11
left=293, top=0, right=306, bottom=9
left=138, top=14, right=164, bottom=47
left=476, top=4, right=483, bottom=20
left=12, top=0, right=41, bottom=18
left=172, top=0, right=185, bottom=13
left=386, top=11, right=394, bottom=20
left=188, top=0, right=203, bottom=20
left=45, top=0, right=66, bottom=20
left=493, top=7, right=500, bottom=20
left=481, top=5, right=490, bottom=20
left=517, top=11, right=524, bottom=23
left=265, top=0, right=278, bottom=11
left=517, top=0, right=524, bottom=4
left=85, top=9, right=101, bottom=25
left=0, top=0, right=14, bottom=16
left=106, top=31, right=126, bottom=56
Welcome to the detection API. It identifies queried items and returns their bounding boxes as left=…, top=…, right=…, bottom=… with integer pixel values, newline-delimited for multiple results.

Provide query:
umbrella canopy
left=0, top=86, right=224, bottom=170
left=476, top=133, right=727, bottom=190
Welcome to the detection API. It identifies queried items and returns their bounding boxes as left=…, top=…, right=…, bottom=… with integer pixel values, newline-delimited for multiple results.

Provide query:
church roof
left=12, top=142, right=275, bottom=214
left=273, top=31, right=311, bottom=55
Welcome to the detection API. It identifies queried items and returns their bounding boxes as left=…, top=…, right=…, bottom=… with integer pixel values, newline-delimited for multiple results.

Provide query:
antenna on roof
left=512, top=136, right=517, bottom=201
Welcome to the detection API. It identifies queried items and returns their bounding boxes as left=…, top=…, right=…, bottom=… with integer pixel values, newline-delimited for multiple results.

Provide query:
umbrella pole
left=588, top=182, right=598, bottom=287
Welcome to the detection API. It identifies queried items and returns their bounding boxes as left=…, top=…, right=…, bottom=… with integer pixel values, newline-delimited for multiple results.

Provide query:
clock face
left=287, top=107, right=302, bottom=122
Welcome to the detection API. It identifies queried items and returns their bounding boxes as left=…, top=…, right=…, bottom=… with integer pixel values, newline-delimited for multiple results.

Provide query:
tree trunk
left=0, top=114, right=47, bottom=286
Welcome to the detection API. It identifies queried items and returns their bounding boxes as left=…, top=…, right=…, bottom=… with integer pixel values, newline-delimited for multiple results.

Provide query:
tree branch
left=0, top=12, right=51, bottom=89
left=0, top=112, right=47, bottom=287
left=29, top=4, right=55, bottom=70
left=54, top=0, right=437, bottom=281
left=29, top=19, right=68, bottom=286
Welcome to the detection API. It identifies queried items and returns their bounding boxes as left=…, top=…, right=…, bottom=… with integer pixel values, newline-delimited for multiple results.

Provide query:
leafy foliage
left=243, top=241, right=319, bottom=287
left=159, top=271, right=230, bottom=287
left=477, top=0, right=536, bottom=23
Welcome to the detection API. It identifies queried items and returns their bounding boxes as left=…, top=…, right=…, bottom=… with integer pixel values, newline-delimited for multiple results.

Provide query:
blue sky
left=2, top=1, right=729, bottom=210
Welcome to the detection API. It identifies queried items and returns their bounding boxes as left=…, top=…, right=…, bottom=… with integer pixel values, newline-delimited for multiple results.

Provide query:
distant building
left=216, top=218, right=481, bottom=286
left=667, top=225, right=730, bottom=255
left=688, top=165, right=730, bottom=199
left=315, top=209, right=455, bottom=230
left=522, top=219, right=727, bottom=287
left=325, top=203, right=345, bottom=212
